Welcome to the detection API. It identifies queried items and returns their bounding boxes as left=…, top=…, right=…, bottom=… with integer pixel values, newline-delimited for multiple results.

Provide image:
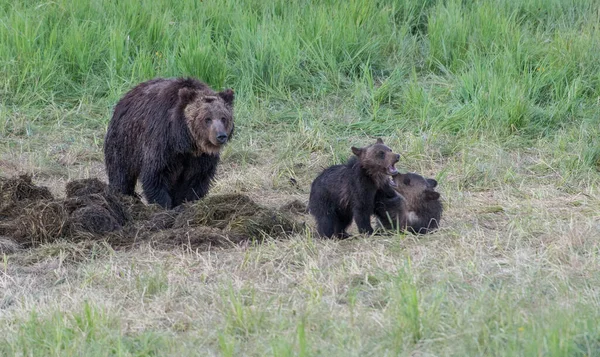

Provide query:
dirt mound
left=64, top=191, right=130, bottom=226
left=0, top=176, right=305, bottom=253
left=0, top=175, right=53, bottom=202
left=173, top=194, right=261, bottom=229
left=1, top=178, right=144, bottom=247
left=69, top=205, right=122, bottom=235
left=173, top=194, right=303, bottom=240
left=138, top=211, right=178, bottom=232
left=10, top=201, right=71, bottom=247
left=65, top=178, right=107, bottom=197
left=0, top=175, right=53, bottom=220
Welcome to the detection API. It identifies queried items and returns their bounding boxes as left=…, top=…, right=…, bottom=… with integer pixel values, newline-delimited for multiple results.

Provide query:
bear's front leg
left=379, top=183, right=398, bottom=199
left=171, top=155, right=218, bottom=206
left=353, top=205, right=374, bottom=235
left=141, top=169, right=173, bottom=209
left=182, top=174, right=212, bottom=201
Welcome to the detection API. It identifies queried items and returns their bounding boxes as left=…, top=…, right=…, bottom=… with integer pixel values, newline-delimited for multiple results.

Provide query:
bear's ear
left=427, top=178, right=438, bottom=188
left=218, top=88, right=235, bottom=106
left=178, top=87, right=197, bottom=104
left=351, top=147, right=363, bottom=157
left=424, top=191, right=440, bottom=201
left=376, top=138, right=384, bottom=144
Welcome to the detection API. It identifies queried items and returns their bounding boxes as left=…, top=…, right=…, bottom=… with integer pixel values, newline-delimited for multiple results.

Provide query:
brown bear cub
left=309, top=139, right=401, bottom=238
left=104, top=77, right=234, bottom=209
left=374, top=172, right=442, bottom=234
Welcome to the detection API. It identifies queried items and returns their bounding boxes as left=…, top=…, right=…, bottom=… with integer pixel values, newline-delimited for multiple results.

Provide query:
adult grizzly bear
left=104, top=77, right=235, bottom=209
left=374, top=172, right=442, bottom=234
left=308, top=139, right=400, bottom=239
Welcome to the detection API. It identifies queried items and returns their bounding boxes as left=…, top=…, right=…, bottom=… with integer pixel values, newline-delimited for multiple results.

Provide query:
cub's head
left=392, top=172, right=440, bottom=206
left=351, top=138, right=400, bottom=182
left=180, top=87, right=235, bottom=155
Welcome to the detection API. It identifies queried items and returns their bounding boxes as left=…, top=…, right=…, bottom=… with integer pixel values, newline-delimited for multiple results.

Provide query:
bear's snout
left=216, top=132, right=228, bottom=144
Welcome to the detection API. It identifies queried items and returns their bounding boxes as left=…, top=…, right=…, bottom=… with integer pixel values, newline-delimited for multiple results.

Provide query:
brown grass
left=0, top=134, right=598, bottom=356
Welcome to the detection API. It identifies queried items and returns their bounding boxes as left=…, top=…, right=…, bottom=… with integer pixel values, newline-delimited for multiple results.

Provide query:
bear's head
left=180, top=87, right=235, bottom=155
left=351, top=138, right=401, bottom=186
left=392, top=172, right=440, bottom=208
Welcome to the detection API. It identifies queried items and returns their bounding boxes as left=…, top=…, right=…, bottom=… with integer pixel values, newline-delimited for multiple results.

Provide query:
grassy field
left=1, top=0, right=600, bottom=355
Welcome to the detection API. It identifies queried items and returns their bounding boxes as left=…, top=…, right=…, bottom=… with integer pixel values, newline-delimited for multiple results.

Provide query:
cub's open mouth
left=388, top=165, right=399, bottom=176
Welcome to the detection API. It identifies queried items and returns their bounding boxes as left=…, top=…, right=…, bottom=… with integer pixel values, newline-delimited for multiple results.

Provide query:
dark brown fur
left=374, top=172, right=442, bottom=234
left=103, top=77, right=235, bottom=209
left=308, top=139, right=400, bottom=238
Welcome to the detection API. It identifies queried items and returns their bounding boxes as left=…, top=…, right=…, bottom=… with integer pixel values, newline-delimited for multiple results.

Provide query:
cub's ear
left=426, top=178, right=438, bottom=188
left=376, top=138, right=384, bottom=144
left=351, top=147, right=363, bottom=157
left=218, top=88, right=235, bottom=106
left=424, top=191, right=440, bottom=201
left=178, top=87, right=197, bottom=104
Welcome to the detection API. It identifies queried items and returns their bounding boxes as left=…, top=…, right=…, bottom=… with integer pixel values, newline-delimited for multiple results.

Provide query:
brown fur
left=104, top=77, right=235, bottom=209
left=182, top=91, right=234, bottom=155
left=374, top=172, right=443, bottom=234
left=309, top=139, right=400, bottom=238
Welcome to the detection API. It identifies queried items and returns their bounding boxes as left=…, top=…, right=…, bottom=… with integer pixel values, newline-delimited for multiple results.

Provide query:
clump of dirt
left=69, top=205, right=122, bottom=235
left=0, top=175, right=53, bottom=219
left=12, top=200, right=71, bottom=247
left=65, top=178, right=107, bottom=197
left=64, top=191, right=130, bottom=227
left=173, top=194, right=261, bottom=229
left=173, top=194, right=303, bottom=241
left=138, top=211, right=178, bottom=232
left=0, top=177, right=140, bottom=247
left=0, top=175, right=305, bottom=253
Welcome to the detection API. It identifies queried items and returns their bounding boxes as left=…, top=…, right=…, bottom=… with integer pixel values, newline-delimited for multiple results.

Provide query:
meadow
left=1, top=0, right=600, bottom=355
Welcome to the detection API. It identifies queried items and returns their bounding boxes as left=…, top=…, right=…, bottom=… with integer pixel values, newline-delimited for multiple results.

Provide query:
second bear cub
left=374, top=172, right=442, bottom=234
left=309, top=138, right=400, bottom=238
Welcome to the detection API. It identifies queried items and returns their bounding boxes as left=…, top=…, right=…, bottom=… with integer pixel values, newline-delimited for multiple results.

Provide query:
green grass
left=1, top=0, right=600, bottom=355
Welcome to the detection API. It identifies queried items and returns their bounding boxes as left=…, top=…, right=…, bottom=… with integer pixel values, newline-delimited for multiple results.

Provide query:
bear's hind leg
left=333, top=214, right=352, bottom=239
left=315, top=211, right=351, bottom=239
left=314, top=213, right=337, bottom=238
left=107, top=167, right=137, bottom=196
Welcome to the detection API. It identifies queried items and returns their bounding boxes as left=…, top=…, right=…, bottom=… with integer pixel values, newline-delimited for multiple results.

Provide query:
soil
left=0, top=175, right=307, bottom=252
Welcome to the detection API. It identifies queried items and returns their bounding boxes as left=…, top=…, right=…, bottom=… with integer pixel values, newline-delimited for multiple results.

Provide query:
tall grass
left=1, top=0, right=598, bottom=152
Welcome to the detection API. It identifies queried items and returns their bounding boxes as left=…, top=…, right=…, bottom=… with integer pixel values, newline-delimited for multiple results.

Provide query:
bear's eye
left=205, top=118, right=212, bottom=123
left=403, top=177, right=411, bottom=186
left=378, top=151, right=385, bottom=159
left=221, top=117, right=227, bottom=124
